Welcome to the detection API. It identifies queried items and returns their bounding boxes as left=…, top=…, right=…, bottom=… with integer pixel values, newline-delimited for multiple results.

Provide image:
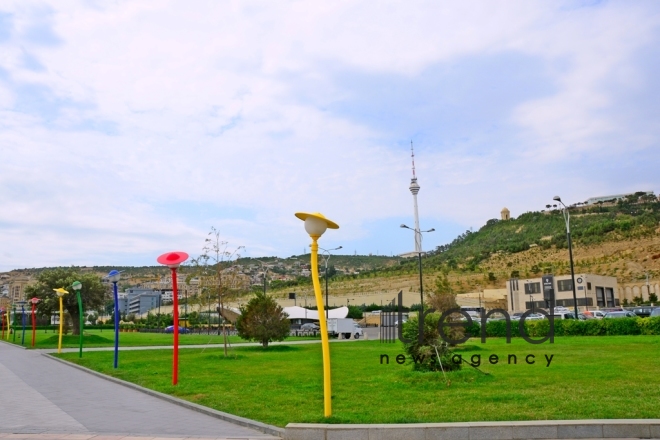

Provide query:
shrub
left=402, top=315, right=461, bottom=372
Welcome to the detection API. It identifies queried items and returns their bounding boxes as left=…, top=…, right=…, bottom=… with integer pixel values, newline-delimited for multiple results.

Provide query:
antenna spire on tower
left=410, top=141, right=416, bottom=178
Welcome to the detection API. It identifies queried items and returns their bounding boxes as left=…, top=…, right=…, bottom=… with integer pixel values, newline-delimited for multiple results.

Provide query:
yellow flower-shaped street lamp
left=294, top=211, right=339, bottom=417
left=53, top=288, right=69, bottom=354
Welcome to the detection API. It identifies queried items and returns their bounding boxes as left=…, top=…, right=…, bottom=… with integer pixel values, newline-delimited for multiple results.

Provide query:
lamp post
left=254, top=259, right=271, bottom=296
left=12, top=303, right=16, bottom=343
left=0, top=308, right=4, bottom=340
left=295, top=211, right=339, bottom=417
left=400, top=225, right=435, bottom=311
left=30, top=297, right=40, bottom=347
left=53, top=288, right=69, bottom=354
left=106, top=270, right=122, bottom=368
left=320, top=246, right=342, bottom=320
left=16, top=301, right=26, bottom=346
left=72, top=281, right=84, bottom=358
left=157, top=251, right=189, bottom=386
left=553, top=196, right=579, bottom=318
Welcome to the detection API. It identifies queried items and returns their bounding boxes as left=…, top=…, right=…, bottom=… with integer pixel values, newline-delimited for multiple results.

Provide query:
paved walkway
left=0, top=343, right=276, bottom=439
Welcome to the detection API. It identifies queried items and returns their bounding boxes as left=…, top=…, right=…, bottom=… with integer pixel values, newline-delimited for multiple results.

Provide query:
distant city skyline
left=0, top=2, right=658, bottom=271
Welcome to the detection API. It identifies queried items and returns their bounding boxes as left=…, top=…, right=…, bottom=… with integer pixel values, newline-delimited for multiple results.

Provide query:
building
left=128, top=291, right=162, bottom=315
left=506, top=274, right=619, bottom=312
left=586, top=192, right=653, bottom=205
left=8, top=277, right=32, bottom=302
left=117, top=289, right=161, bottom=316
left=501, top=207, right=510, bottom=220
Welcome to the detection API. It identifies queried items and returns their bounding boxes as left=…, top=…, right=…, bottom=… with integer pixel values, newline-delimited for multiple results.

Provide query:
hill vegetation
left=5, top=192, right=659, bottom=302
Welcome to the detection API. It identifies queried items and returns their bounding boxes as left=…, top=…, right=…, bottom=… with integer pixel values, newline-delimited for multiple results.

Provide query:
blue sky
left=0, top=1, right=659, bottom=270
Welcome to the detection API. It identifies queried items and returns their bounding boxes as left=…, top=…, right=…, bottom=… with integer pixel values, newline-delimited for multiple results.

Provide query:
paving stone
left=469, top=426, right=513, bottom=440
left=425, top=426, right=469, bottom=440
left=557, top=424, right=603, bottom=439
left=511, top=424, right=558, bottom=439
left=602, top=423, right=651, bottom=438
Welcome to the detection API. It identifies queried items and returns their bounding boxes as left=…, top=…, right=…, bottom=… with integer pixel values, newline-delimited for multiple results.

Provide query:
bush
left=481, top=317, right=660, bottom=339
left=402, top=315, right=461, bottom=372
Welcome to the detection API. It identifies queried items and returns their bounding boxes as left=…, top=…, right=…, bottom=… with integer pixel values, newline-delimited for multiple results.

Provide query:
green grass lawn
left=57, top=335, right=660, bottom=427
left=4, top=329, right=319, bottom=349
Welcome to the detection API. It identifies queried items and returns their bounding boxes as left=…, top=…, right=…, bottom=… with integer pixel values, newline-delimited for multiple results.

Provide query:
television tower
left=409, top=141, right=422, bottom=253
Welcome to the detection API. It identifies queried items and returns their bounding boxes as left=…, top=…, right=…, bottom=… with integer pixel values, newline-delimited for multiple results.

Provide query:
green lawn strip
left=6, top=329, right=319, bottom=349
left=57, top=336, right=660, bottom=427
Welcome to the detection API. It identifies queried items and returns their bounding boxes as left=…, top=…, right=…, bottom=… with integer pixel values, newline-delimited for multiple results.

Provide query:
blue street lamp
left=106, top=270, right=122, bottom=368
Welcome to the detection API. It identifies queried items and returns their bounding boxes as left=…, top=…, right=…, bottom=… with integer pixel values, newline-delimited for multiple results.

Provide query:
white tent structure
left=283, top=306, right=349, bottom=321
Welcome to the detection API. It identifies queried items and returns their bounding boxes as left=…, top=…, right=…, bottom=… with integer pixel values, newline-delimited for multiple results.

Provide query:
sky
left=0, top=1, right=659, bottom=271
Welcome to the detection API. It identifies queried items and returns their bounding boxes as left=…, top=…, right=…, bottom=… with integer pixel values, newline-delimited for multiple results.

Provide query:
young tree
left=190, top=227, right=247, bottom=356
left=428, top=271, right=464, bottom=344
left=24, top=268, right=107, bottom=336
left=236, top=291, right=290, bottom=348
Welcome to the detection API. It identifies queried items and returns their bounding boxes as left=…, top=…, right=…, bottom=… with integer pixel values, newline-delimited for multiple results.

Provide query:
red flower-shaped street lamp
left=1, top=308, right=5, bottom=340
left=157, top=251, right=189, bottom=385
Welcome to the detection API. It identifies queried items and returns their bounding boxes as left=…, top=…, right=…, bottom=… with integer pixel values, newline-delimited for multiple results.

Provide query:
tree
left=429, top=272, right=458, bottom=312
left=189, top=227, right=247, bottom=356
left=24, top=268, right=107, bottom=336
left=236, top=291, right=290, bottom=348
left=427, top=272, right=463, bottom=344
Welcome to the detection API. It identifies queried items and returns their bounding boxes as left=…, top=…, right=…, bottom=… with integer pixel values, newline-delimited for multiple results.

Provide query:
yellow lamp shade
left=53, top=288, right=69, bottom=297
left=295, top=212, right=339, bottom=236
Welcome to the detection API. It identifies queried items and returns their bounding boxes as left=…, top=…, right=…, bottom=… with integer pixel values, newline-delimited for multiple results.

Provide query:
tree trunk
left=262, top=339, right=268, bottom=348
left=68, top=308, right=80, bottom=336
left=220, top=300, right=228, bottom=357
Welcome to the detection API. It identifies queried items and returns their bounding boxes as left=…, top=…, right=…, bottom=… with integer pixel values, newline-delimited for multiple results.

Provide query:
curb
left=0, top=338, right=28, bottom=350
left=44, top=353, right=284, bottom=438
left=285, top=419, right=660, bottom=440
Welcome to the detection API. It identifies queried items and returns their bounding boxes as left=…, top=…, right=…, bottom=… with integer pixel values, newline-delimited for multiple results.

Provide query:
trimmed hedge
left=462, top=317, right=660, bottom=339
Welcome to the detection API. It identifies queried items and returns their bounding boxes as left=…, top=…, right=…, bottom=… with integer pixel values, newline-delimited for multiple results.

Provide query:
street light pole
left=400, top=225, right=435, bottom=311
left=320, top=246, right=342, bottom=320
left=72, top=281, right=83, bottom=358
left=295, top=211, right=339, bottom=418
left=553, top=196, right=579, bottom=318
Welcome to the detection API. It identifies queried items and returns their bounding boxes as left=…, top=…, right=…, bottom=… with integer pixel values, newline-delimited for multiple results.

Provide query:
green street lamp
left=72, top=281, right=84, bottom=358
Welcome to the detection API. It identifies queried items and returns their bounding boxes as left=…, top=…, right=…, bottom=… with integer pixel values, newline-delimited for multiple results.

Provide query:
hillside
left=5, top=192, right=659, bottom=305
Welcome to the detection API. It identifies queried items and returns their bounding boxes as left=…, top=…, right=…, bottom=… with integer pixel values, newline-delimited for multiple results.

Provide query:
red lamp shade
left=30, top=297, right=40, bottom=305
left=157, top=251, right=189, bottom=268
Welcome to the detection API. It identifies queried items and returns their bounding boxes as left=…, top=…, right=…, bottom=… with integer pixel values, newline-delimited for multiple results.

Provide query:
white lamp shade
left=304, top=216, right=328, bottom=236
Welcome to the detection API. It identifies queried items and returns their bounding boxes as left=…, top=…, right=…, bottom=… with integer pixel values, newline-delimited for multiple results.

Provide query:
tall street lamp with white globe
left=295, top=211, right=339, bottom=418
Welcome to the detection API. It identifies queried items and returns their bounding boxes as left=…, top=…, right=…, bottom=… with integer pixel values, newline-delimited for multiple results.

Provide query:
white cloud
left=0, top=0, right=658, bottom=270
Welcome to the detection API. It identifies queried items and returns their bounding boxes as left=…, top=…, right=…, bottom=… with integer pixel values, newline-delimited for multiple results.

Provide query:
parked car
left=526, top=313, right=546, bottom=321
left=604, top=311, right=637, bottom=319
left=651, top=308, right=660, bottom=317
left=549, top=312, right=576, bottom=320
left=630, top=307, right=656, bottom=318
left=583, top=310, right=607, bottom=319
left=300, top=323, right=320, bottom=331
left=164, top=325, right=190, bottom=334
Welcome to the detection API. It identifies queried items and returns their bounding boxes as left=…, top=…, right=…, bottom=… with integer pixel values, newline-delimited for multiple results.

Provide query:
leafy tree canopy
left=236, top=292, right=290, bottom=348
left=24, top=268, right=107, bottom=335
